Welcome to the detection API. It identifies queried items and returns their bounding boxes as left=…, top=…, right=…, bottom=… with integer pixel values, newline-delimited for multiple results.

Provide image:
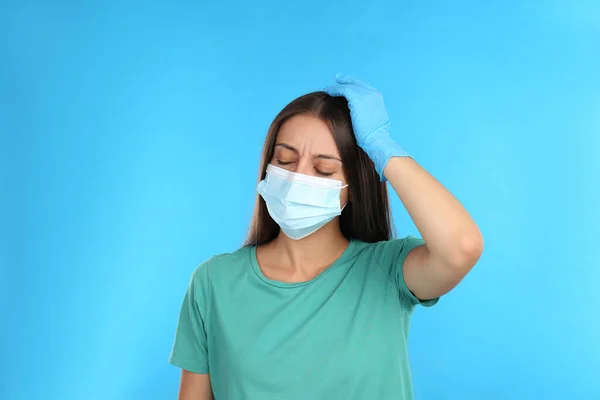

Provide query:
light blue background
left=1, top=1, right=599, bottom=399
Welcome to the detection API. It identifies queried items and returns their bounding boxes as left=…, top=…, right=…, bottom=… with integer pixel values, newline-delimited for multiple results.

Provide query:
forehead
left=276, top=114, right=339, bottom=154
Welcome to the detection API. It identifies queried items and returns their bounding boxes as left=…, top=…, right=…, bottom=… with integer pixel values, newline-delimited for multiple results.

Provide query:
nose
left=295, top=157, right=314, bottom=176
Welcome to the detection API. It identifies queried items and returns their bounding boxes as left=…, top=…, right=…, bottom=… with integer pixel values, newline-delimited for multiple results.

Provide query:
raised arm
left=325, top=74, right=483, bottom=300
left=384, top=156, right=482, bottom=300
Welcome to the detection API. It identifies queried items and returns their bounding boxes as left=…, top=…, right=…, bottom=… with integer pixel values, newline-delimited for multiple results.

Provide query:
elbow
left=446, top=231, right=484, bottom=271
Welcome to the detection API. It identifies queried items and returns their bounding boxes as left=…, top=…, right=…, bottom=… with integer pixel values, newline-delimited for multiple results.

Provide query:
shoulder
left=355, top=236, right=436, bottom=307
left=354, top=236, right=425, bottom=274
left=355, top=235, right=424, bottom=257
left=189, top=246, right=254, bottom=286
left=372, top=235, right=425, bottom=256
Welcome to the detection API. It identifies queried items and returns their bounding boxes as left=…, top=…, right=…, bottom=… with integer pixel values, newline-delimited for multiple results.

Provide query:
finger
left=323, top=85, right=348, bottom=97
left=335, top=73, right=371, bottom=88
left=334, top=73, right=357, bottom=84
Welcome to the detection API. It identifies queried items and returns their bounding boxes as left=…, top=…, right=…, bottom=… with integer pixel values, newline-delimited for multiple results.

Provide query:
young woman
left=169, top=74, right=483, bottom=400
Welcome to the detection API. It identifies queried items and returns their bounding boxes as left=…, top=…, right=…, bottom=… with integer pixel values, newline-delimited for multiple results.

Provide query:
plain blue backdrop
left=1, top=0, right=599, bottom=399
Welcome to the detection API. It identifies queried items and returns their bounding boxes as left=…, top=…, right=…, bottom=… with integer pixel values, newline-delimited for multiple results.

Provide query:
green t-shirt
left=169, top=237, right=439, bottom=399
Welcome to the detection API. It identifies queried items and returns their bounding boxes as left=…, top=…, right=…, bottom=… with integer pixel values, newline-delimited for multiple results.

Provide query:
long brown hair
left=245, top=91, right=394, bottom=246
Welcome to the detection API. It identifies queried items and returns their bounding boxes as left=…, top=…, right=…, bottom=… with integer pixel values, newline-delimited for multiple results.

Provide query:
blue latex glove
left=324, top=74, right=409, bottom=181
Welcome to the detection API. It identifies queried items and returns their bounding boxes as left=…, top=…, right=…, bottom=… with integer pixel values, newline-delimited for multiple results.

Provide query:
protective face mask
left=256, top=164, right=348, bottom=240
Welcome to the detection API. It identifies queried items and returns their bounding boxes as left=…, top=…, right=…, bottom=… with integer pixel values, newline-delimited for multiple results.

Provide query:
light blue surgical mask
left=257, top=164, right=348, bottom=240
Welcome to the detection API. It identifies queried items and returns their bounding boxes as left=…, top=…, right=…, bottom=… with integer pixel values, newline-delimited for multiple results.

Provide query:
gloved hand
left=324, top=74, right=409, bottom=181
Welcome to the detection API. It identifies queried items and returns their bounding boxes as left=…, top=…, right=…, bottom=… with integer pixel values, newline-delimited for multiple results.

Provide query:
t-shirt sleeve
left=169, top=265, right=210, bottom=374
left=373, top=236, right=439, bottom=308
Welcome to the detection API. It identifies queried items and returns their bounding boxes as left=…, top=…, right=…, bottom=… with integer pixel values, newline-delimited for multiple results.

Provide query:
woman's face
left=271, top=114, right=349, bottom=205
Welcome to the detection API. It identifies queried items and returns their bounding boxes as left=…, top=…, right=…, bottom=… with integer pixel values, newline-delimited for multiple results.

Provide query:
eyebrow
left=275, top=142, right=342, bottom=162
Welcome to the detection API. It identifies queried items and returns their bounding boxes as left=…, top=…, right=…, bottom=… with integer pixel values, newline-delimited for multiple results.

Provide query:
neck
left=270, top=220, right=350, bottom=271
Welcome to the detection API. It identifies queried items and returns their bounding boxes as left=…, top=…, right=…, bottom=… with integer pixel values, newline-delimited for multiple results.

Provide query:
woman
left=169, top=75, right=483, bottom=399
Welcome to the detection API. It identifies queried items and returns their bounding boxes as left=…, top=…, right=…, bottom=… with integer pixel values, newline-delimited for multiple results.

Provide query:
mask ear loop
left=340, top=183, right=349, bottom=209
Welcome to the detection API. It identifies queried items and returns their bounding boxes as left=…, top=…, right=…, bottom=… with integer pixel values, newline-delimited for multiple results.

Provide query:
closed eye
left=276, top=159, right=334, bottom=177
left=276, top=159, right=294, bottom=166
left=315, top=169, right=334, bottom=177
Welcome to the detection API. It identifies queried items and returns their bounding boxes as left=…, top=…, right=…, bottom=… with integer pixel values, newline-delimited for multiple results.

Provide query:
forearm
left=384, top=156, right=483, bottom=268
